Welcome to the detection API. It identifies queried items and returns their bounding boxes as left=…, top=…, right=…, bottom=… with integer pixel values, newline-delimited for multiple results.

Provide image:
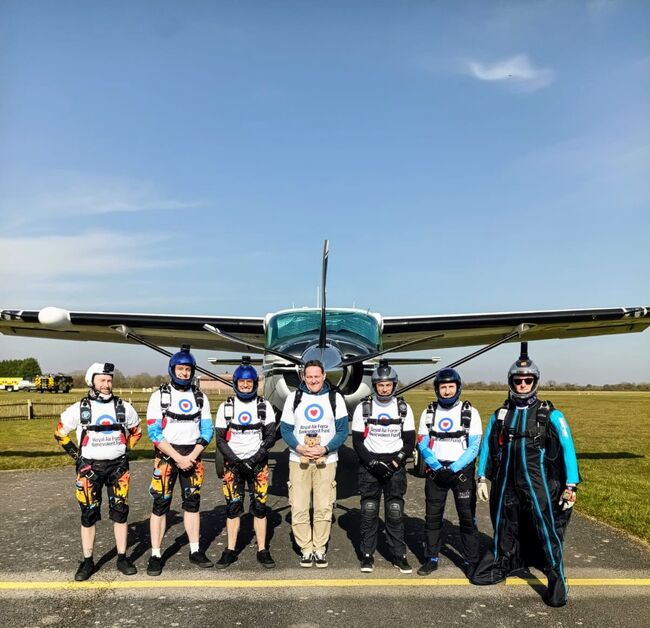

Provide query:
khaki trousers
left=288, top=461, right=337, bottom=554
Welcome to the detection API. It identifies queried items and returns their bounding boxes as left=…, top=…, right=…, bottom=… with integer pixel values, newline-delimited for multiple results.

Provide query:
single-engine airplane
left=1, top=241, right=648, bottom=415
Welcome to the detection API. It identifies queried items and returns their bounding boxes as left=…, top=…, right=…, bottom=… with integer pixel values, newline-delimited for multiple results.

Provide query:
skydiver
left=54, top=362, right=141, bottom=581
left=416, top=368, right=482, bottom=577
left=280, top=360, right=348, bottom=568
left=145, top=347, right=214, bottom=576
left=213, top=359, right=277, bottom=569
left=470, top=350, right=580, bottom=608
left=352, top=361, right=416, bottom=574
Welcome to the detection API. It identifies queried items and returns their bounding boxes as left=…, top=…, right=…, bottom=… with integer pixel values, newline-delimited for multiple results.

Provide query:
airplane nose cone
left=301, top=345, right=342, bottom=372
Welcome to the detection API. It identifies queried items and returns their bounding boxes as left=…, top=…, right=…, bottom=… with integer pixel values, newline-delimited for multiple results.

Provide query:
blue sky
left=1, top=0, right=648, bottom=384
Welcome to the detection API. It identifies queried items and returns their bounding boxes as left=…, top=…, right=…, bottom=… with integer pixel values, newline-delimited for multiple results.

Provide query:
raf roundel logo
left=305, top=404, right=324, bottom=423
left=438, top=417, right=454, bottom=432
left=238, top=411, right=253, bottom=425
left=97, top=414, right=114, bottom=426
left=377, top=413, right=392, bottom=426
left=179, top=399, right=194, bottom=413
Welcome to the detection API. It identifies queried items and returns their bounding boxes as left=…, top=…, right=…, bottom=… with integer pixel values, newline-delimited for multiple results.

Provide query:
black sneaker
left=299, top=552, right=314, bottom=568
left=314, top=551, right=328, bottom=568
left=417, top=557, right=439, bottom=576
left=146, top=555, right=163, bottom=577
left=393, top=555, right=412, bottom=574
left=189, top=550, right=213, bottom=568
left=74, top=558, right=94, bottom=582
left=215, top=549, right=238, bottom=570
left=116, top=555, right=137, bottom=576
left=257, top=549, right=276, bottom=569
left=360, top=554, right=374, bottom=573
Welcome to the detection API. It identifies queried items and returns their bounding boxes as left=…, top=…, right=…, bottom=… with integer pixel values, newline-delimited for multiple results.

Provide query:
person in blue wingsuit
left=470, top=348, right=580, bottom=608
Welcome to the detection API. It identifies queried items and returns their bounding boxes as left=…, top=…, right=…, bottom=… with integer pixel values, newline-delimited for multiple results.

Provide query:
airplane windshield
left=266, top=310, right=380, bottom=348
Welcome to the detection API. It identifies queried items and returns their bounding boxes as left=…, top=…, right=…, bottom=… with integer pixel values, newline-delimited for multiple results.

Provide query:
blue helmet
left=434, top=368, right=462, bottom=408
left=168, top=347, right=196, bottom=389
left=232, top=358, right=258, bottom=401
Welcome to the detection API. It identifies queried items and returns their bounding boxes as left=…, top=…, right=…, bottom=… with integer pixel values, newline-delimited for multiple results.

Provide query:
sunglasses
left=513, top=377, right=535, bottom=385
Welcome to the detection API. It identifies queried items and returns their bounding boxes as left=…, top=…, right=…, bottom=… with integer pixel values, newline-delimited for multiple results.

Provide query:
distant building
left=198, top=373, right=265, bottom=395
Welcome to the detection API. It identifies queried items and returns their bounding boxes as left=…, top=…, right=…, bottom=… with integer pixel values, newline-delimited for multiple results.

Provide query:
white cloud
left=0, top=230, right=176, bottom=305
left=0, top=173, right=202, bottom=229
left=466, top=54, right=554, bottom=91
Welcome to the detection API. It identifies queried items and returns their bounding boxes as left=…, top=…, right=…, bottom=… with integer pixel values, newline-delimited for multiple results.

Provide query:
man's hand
left=477, top=477, right=490, bottom=502
left=296, top=444, right=324, bottom=459
left=559, top=485, right=577, bottom=510
left=434, top=466, right=457, bottom=486
left=175, top=454, right=196, bottom=472
left=390, top=451, right=408, bottom=469
left=77, top=461, right=98, bottom=482
left=368, top=459, right=395, bottom=481
left=236, top=459, right=256, bottom=476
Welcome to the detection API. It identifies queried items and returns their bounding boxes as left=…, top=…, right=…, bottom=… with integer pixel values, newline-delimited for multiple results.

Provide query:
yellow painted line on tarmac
left=0, top=578, right=649, bottom=591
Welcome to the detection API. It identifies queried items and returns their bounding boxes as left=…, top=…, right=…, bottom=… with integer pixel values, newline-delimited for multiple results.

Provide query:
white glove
left=559, top=486, right=577, bottom=510
left=477, top=478, right=490, bottom=502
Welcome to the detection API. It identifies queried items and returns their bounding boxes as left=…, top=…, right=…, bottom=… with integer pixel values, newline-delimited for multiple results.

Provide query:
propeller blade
left=203, top=324, right=303, bottom=366
left=394, top=324, right=530, bottom=396
left=111, top=324, right=233, bottom=386
left=341, top=333, right=444, bottom=367
left=319, top=239, right=329, bottom=349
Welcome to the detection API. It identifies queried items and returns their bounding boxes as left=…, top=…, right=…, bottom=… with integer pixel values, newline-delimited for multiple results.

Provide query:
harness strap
left=293, top=388, right=338, bottom=415
left=362, top=395, right=407, bottom=437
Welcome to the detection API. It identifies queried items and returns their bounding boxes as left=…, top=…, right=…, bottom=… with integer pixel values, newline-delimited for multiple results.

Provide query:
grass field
left=1, top=389, right=648, bottom=543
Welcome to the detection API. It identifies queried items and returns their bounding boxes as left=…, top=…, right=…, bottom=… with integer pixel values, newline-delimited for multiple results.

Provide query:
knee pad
left=386, top=500, right=403, bottom=522
left=226, top=499, right=244, bottom=519
left=361, top=499, right=379, bottom=518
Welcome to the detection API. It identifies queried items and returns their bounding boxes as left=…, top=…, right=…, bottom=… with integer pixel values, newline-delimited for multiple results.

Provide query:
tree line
left=0, top=358, right=42, bottom=379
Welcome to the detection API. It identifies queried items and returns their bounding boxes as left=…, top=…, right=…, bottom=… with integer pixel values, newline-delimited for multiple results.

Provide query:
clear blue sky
left=1, top=1, right=648, bottom=384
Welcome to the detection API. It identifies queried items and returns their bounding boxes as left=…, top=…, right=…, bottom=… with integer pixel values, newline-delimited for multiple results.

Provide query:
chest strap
left=224, top=396, right=267, bottom=431
left=160, top=383, right=204, bottom=422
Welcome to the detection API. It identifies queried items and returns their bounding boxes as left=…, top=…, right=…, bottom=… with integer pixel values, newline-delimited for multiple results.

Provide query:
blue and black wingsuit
left=471, top=396, right=579, bottom=606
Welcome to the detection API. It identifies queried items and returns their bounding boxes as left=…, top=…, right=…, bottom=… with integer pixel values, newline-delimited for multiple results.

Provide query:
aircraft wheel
left=413, top=447, right=427, bottom=478
left=215, top=449, right=225, bottom=479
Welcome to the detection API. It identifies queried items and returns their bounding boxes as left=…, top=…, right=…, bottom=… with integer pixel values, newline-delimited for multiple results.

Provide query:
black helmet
left=371, top=360, right=398, bottom=402
left=508, top=346, right=540, bottom=403
left=434, top=368, right=462, bottom=409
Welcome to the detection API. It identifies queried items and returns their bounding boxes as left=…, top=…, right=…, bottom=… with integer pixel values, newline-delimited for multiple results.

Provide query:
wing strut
left=341, top=333, right=445, bottom=367
left=395, top=324, right=529, bottom=396
left=112, top=325, right=233, bottom=387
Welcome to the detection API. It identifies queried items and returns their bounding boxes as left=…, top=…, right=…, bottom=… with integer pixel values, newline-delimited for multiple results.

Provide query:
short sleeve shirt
left=215, top=397, right=275, bottom=459
left=351, top=396, right=415, bottom=454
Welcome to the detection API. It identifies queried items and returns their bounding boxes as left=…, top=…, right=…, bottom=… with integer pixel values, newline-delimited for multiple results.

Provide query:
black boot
left=74, top=558, right=94, bottom=582
left=117, top=554, right=137, bottom=576
left=545, top=569, right=568, bottom=607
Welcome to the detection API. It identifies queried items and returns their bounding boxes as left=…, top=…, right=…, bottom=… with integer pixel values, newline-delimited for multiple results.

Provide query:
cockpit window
left=266, top=310, right=380, bottom=348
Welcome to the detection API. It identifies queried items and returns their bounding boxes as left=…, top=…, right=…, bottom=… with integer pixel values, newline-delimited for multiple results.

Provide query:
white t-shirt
left=281, top=389, right=347, bottom=464
left=351, top=396, right=415, bottom=454
left=59, top=397, right=139, bottom=461
left=215, top=397, right=275, bottom=460
left=147, top=386, right=212, bottom=445
left=417, top=401, right=482, bottom=463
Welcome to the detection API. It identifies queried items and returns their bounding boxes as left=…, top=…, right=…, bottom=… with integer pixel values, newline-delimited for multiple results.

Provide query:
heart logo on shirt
left=304, top=404, right=324, bottom=423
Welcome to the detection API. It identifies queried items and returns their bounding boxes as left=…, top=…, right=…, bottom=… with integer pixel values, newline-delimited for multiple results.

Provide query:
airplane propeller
left=394, top=324, right=530, bottom=396
left=112, top=324, right=233, bottom=387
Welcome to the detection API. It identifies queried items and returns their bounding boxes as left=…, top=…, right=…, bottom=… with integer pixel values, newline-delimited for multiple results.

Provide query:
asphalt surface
left=1, top=441, right=649, bottom=628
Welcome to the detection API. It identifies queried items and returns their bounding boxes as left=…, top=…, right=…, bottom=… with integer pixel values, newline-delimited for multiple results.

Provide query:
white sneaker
left=314, top=551, right=328, bottom=568
left=299, top=552, right=314, bottom=568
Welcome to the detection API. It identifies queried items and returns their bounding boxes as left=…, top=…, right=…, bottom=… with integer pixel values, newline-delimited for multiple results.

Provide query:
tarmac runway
left=1, top=440, right=649, bottom=627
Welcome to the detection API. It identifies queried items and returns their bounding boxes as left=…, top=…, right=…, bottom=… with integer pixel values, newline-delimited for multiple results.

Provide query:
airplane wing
left=0, top=307, right=265, bottom=352
left=381, top=306, right=650, bottom=351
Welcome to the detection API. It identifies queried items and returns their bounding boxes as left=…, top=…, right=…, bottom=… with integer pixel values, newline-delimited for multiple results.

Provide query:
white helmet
left=85, top=362, right=115, bottom=387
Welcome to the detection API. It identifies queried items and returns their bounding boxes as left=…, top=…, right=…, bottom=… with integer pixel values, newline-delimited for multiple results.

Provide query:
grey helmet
left=372, top=359, right=398, bottom=402
left=508, top=348, right=540, bottom=402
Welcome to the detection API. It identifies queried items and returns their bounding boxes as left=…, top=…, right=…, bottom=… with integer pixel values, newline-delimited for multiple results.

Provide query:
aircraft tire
left=412, top=448, right=427, bottom=478
left=215, top=449, right=225, bottom=479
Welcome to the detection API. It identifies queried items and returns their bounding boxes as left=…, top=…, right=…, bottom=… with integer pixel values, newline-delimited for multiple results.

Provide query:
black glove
left=248, top=447, right=268, bottom=467
left=433, top=466, right=457, bottom=487
left=236, top=459, right=256, bottom=477
left=391, top=451, right=408, bottom=469
left=368, top=459, right=395, bottom=481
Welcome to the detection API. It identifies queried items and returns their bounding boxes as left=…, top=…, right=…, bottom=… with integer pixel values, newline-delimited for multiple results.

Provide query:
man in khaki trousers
left=280, top=360, right=349, bottom=568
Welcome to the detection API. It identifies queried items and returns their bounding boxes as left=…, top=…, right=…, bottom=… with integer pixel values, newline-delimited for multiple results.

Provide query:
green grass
left=1, top=389, right=648, bottom=543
